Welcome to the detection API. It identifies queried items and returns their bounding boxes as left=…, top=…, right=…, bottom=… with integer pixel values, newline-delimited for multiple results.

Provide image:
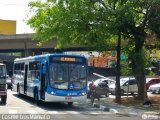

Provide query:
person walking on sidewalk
left=89, top=80, right=100, bottom=101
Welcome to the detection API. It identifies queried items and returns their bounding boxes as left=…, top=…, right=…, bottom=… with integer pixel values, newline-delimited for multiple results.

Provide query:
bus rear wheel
left=34, top=90, right=40, bottom=105
left=1, top=95, right=7, bottom=104
left=105, top=92, right=109, bottom=97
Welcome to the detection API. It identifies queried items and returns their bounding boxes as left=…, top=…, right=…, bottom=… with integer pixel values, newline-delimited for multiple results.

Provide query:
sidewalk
left=91, top=97, right=160, bottom=117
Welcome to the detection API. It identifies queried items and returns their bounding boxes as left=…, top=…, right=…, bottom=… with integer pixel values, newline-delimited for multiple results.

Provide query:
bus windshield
left=0, top=65, right=6, bottom=78
left=50, top=62, right=87, bottom=90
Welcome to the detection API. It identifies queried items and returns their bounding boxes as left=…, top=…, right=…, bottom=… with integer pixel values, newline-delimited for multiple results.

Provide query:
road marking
left=66, top=111, right=79, bottom=114
left=0, top=106, right=21, bottom=109
left=54, top=115, right=66, bottom=119
left=48, top=111, right=88, bottom=119
left=66, top=111, right=89, bottom=118
left=48, top=111, right=67, bottom=114
left=87, top=111, right=111, bottom=115
left=9, top=110, right=17, bottom=114
left=48, top=110, right=112, bottom=115
left=73, top=114, right=88, bottom=118
left=27, top=110, right=38, bottom=114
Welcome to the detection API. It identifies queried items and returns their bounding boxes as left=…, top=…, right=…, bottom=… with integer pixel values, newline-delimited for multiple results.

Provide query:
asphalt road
left=0, top=90, right=142, bottom=120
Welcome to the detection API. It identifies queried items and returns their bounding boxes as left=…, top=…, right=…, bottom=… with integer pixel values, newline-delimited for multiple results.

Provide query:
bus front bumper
left=45, top=92, right=87, bottom=103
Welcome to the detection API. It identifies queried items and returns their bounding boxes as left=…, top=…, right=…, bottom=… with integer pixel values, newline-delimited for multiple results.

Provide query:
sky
left=0, top=0, right=35, bottom=34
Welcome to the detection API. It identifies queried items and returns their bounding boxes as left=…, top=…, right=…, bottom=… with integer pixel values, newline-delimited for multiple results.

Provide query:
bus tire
left=1, top=95, right=7, bottom=104
left=121, top=89, right=124, bottom=95
left=17, top=85, right=21, bottom=97
left=105, top=92, right=109, bottom=97
left=68, top=102, right=73, bottom=106
left=34, top=90, right=40, bottom=105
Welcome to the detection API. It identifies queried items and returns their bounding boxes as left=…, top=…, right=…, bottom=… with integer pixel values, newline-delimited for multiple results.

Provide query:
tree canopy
left=27, top=0, right=160, bottom=102
left=27, top=0, right=160, bottom=48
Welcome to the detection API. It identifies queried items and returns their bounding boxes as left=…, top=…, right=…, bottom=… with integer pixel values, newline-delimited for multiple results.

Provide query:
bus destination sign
left=61, top=57, right=75, bottom=62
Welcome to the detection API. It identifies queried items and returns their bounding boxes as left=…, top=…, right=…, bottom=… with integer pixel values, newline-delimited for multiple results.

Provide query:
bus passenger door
left=24, top=65, right=28, bottom=94
left=41, top=63, right=48, bottom=100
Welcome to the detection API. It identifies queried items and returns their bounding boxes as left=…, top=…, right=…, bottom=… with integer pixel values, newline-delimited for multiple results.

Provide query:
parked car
left=146, top=77, right=160, bottom=91
left=87, top=80, right=110, bottom=98
left=109, top=77, right=138, bottom=95
left=6, top=75, right=12, bottom=89
left=149, top=83, right=160, bottom=94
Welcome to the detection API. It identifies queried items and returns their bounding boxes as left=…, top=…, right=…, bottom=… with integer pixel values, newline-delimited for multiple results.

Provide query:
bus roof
left=14, top=53, right=86, bottom=62
left=14, top=56, right=35, bottom=62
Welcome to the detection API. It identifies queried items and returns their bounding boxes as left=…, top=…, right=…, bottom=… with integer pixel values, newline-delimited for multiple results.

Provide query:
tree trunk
left=131, top=27, right=147, bottom=101
left=135, top=75, right=147, bottom=100
left=132, top=52, right=147, bottom=100
left=132, top=55, right=147, bottom=100
left=115, top=33, right=121, bottom=104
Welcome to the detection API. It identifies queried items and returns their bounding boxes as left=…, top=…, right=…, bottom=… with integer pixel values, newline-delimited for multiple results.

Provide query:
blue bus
left=12, top=54, right=88, bottom=105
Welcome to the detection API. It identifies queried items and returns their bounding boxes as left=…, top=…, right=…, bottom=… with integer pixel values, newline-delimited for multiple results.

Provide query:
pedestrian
left=89, top=80, right=100, bottom=101
left=89, top=80, right=95, bottom=90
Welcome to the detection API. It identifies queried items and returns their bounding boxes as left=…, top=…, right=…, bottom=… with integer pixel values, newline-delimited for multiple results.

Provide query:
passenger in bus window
left=35, top=71, right=40, bottom=79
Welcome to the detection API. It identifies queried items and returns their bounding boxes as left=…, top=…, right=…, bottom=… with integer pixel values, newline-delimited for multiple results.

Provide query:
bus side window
left=0, top=67, right=5, bottom=76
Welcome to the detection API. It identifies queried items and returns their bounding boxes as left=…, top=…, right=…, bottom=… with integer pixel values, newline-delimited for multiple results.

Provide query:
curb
left=93, top=103, right=138, bottom=116
left=93, top=103, right=118, bottom=112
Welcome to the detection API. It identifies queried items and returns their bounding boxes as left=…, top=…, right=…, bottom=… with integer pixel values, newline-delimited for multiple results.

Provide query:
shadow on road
left=12, top=93, right=87, bottom=112
left=0, top=101, right=7, bottom=106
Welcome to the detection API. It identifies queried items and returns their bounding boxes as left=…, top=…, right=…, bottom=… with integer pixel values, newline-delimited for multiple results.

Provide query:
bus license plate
left=65, top=96, right=72, bottom=100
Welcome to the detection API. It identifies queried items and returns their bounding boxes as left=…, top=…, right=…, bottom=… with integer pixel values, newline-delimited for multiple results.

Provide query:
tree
left=27, top=0, right=160, bottom=103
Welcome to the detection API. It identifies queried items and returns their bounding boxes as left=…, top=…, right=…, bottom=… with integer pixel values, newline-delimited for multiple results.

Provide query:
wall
left=0, top=20, right=16, bottom=34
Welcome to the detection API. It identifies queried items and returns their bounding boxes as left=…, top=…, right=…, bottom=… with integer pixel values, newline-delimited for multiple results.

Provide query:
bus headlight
left=82, top=92, right=86, bottom=96
left=50, top=91, right=55, bottom=95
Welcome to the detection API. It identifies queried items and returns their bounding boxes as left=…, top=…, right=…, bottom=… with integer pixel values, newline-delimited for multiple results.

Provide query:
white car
left=149, top=83, right=160, bottom=94
left=109, top=77, right=138, bottom=95
left=94, top=78, right=116, bottom=86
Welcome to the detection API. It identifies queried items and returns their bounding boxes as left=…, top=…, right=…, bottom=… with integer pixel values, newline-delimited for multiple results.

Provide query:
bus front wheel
left=1, top=95, right=7, bottom=104
left=34, top=90, right=40, bottom=105
left=68, top=102, right=73, bottom=106
left=17, top=86, right=21, bottom=97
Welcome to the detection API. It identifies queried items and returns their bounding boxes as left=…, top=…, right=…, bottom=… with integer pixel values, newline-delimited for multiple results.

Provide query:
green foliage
left=27, top=0, right=114, bottom=50
left=120, top=47, right=153, bottom=76
left=149, top=70, right=156, bottom=77
left=27, top=0, right=160, bottom=101
left=120, top=60, right=132, bottom=76
left=12, top=53, right=22, bottom=57
left=27, top=0, right=160, bottom=44
left=27, top=0, right=160, bottom=74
